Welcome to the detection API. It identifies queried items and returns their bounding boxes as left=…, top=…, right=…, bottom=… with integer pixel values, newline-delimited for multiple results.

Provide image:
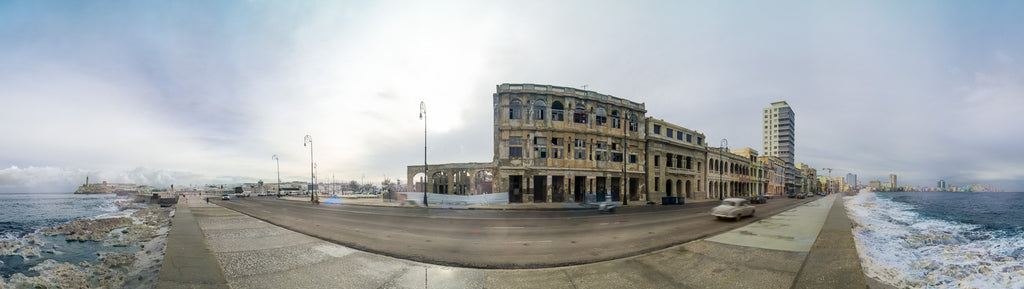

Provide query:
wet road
left=213, top=196, right=815, bottom=268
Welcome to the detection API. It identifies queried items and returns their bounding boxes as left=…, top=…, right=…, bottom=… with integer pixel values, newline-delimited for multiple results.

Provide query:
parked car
left=796, top=193, right=807, bottom=199
left=711, top=198, right=755, bottom=221
left=749, top=195, right=767, bottom=204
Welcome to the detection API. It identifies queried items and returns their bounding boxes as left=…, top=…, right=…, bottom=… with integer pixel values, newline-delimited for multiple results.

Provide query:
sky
left=1, top=0, right=1023, bottom=192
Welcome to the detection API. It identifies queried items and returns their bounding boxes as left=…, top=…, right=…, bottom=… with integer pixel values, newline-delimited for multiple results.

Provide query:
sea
left=0, top=192, right=135, bottom=278
left=845, top=191, right=1024, bottom=288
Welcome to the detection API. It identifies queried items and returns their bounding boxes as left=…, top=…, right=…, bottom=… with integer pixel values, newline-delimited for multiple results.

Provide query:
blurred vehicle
left=796, top=193, right=807, bottom=199
left=221, top=194, right=230, bottom=200
left=711, top=198, right=755, bottom=221
left=596, top=191, right=618, bottom=213
left=749, top=195, right=767, bottom=204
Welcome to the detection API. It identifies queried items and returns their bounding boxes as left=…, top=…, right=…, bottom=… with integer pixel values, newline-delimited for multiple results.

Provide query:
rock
left=18, top=245, right=40, bottom=258
left=100, top=252, right=136, bottom=268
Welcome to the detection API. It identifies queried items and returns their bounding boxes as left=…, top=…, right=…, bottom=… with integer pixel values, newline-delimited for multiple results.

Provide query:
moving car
left=749, top=195, right=767, bottom=204
left=221, top=193, right=230, bottom=200
left=711, top=198, right=755, bottom=221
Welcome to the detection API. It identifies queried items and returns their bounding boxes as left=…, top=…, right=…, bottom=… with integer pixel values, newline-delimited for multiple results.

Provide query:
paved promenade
left=158, top=195, right=868, bottom=288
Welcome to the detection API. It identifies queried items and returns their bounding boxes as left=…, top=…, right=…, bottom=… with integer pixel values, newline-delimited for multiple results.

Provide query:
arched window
left=628, top=113, right=639, bottom=131
left=533, top=100, right=546, bottom=120
left=595, top=108, right=607, bottom=126
left=509, top=99, right=522, bottom=119
left=610, top=110, right=621, bottom=129
left=551, top=101, right=564, bottom=121
left=573, top=103, right=587, bottom=124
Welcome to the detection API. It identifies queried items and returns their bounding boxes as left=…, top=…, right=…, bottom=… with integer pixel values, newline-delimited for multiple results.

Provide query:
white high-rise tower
left=762, top=101, right=796, bottom=192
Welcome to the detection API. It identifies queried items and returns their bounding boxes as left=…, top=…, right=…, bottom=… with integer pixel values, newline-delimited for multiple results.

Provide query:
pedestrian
left=206, top=197, right=209, bottom=204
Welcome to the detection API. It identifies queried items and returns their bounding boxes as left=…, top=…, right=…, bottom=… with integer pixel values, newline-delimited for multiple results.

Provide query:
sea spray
left=845, top=191, right=1024, bottom=288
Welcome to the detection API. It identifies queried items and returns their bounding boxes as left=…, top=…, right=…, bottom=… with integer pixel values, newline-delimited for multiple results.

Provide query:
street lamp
left=419, top=101, right=428, bottom=207
left=720, top=138, right=728, bottom=200
left=621, top=113, right=629, bottom=206
left=304, top=135, right=315, bottom=202
left=821, top=168, right=833, bottom=195
left=272, top=154, right=280, bottom=198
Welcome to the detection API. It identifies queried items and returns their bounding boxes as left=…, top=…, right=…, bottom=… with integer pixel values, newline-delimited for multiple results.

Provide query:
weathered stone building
left=644, top=118, right=707, bottom=202
left=493, top=83, right=647, bottom=203
left=408, top=83, right=647, bottom=204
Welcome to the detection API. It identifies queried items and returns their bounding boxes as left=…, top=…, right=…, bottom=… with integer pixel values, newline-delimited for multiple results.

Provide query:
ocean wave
left=845, top=191, right=1024, bottom=288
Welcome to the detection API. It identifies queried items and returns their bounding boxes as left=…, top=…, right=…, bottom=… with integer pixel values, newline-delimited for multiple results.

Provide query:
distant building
left=937, top=179, right=946, bottom=190
left=889, top=174, right=898, bottom=191
left=846, top=173, right=857, bottom=188
left=762, top=101, right=796, bottom=193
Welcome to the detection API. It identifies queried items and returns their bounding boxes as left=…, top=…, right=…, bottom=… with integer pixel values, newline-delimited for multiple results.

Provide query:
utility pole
left=720, top=139, right=728, bottom=200
left=621, top=114, right=628, bottom=205
left=420, top=101, right=428, bottom=207
left=304, top=135, right=315, bottom=202
left=272, top=154, right=280, bottom=198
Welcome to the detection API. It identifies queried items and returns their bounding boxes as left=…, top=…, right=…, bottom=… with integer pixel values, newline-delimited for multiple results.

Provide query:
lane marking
left=485, top=226, right=525, bottom=229
left=502, top=240, right=552, bottom=243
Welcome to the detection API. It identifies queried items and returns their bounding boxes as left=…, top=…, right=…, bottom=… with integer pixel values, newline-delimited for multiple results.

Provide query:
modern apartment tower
left=762, top=101, right=796, bottom=193
left=889, top=174, right=898, bottom=190
left=846, top=173, right=857, bottom=188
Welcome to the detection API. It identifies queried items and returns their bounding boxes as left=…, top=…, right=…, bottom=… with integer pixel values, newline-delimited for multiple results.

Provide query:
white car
left=711, top=198, right=755, bottom=221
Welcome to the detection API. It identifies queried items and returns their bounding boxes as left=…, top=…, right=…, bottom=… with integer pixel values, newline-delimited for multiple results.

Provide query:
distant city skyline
left=2, top=1, right=1023, bottom=192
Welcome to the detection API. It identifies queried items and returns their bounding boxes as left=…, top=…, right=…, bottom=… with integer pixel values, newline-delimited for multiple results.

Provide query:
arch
left=573, top=103, right=587, bottom=124
left=685, top=180, right=692, bottom=199
left=412, top=172, right=426, bottom=192
left=676, top=180, right=682, bottom=197
left=509, top=99, right=523, bottom=119
left=551, top=101, right=564, bottom=121
left=595, top=107, right=607, bottom=126
left=665, top=179, right=674, bottom=197
left=474, top=170, right=493, bottom=195
left=533, top=100, right=546, bottom=120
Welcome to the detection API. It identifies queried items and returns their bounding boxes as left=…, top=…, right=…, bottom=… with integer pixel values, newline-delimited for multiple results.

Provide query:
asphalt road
left=212, top=196, right=815, bottom=269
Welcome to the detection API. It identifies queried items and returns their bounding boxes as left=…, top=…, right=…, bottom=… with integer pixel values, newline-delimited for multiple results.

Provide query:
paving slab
left=705, top=195, right=835, bottom=252
left=157, top=198, right=229, bottom=289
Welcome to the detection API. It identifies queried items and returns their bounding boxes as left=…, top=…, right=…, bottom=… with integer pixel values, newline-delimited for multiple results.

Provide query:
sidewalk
left=156, top=197, right=229, bottom=289
left=158, top=194, right=867, bottom=288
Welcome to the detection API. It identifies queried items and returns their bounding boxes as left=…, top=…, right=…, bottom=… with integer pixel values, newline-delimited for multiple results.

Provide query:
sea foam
left=845, top=191, right=1024, bottom=288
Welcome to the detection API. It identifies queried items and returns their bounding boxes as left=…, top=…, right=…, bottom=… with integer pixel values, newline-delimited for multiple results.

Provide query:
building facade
left=762, top=101, right=797, bottom=194
left=493, top=83, right=647, bottom=203
left=759, top=156, right=786, bottom=196
left=645, top=118, right=707, bottom=202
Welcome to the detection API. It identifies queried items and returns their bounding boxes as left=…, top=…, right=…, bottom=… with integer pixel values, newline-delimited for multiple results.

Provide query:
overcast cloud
left=2, top=0, right=1022, bottom=192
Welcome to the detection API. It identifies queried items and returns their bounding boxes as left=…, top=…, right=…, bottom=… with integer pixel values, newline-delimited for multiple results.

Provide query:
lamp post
left=821, top=168, right=833, bottom=195
left=304, top=135, right=315, bottom=202
left=621, top=114, right=629, bottom=206
left=419, top=101, right=428, bottom=207
left=272, top=154, right=280, bottom=198
left=719, top=138, right=728, bottom=200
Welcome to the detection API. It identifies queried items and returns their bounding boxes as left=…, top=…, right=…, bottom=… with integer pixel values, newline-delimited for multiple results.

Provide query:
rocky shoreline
left=0, top=199, right=174, bottom=288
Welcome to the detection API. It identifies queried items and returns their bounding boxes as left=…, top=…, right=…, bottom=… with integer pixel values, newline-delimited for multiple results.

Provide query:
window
left=551, top=101, right=564, bottom=121
left=509, top=99, right=523, bottom=119
left=677, top=155, right=683, bottom=168
left=655, top=177, right=660, bottom=191
left=535, top=147, right=547, bottom=158
left=551, top=137, right=564, bottom=146
left=629, top=154, right=637, bottom=164
left=595, top=108, right=607, bottom=126
left=628, top=114, right=639, bottom=131
left=676, top=131, right=682, bottom=140
left=574, top=139, right=586, bottom=160
left=686, top=134, right=692, bottom=142
left=697, top=137, right=703, bottom=145
left=612, top=153, right=623, bottom=162
left=686, top=157, right=692, bottom=169
left=667, top=128, right=674, bottom=138
left=533, top=100, right=546, bottom=120
left=509, top=136, right=523, bottom=158
left=654, top=155, right=660, bottom=167
left=552, top=148, right=563, bottom=159
left=595, top=141, right=608, bottom=161
left=653, top=125, right=660, bottom=134
left=611, top=110, right=621, bottom=129
left=573, top=103, right=587, bottom=124
left=533, top=137, right=547, bottom=159
left=666, top=153, right=673, bottom=167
